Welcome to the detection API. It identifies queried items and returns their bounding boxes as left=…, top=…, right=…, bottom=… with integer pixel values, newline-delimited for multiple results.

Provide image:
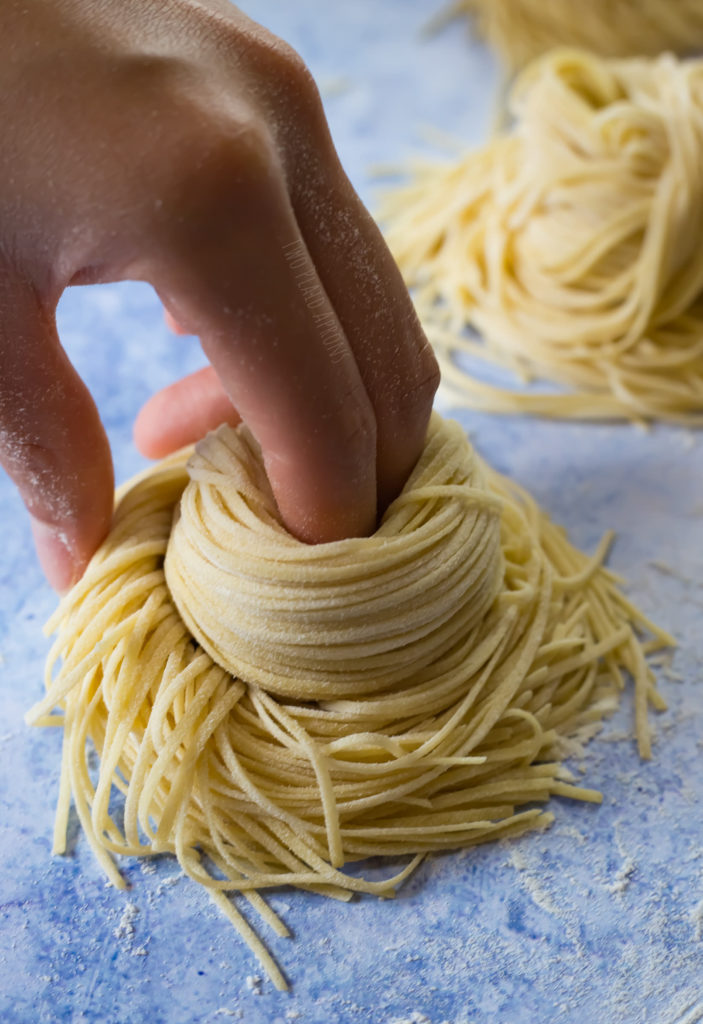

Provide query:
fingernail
left=30, top=518, right=81, bottom=595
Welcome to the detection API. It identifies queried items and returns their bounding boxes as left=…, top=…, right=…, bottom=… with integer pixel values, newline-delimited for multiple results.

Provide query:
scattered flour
left=690, top=898, right=703, bottom=942
left=606, top=857, right=636, bottom=895
left=556, top=826, right=586, bottom=845
left=245, top=974, right=262, bottom=996
left=599, top=730, right=630, bottom=744
left=507, top=849, right=528, bottom=872
left=607, top=827, right=637, bottom=896
left=113, top=902, right=139, bottom=948
left=663, top=999, right=703, bottom=1024
left=156, top=871, right=185, bottom=896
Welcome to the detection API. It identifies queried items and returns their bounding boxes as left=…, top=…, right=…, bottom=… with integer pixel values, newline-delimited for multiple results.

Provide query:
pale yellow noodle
left=380, top=50, right=703, bottom=422
left=27, top=414, right=672, bottom=988
left=448, top=0, right=703, bottom=72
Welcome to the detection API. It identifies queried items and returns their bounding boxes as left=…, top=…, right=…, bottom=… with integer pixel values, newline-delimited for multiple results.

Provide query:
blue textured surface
left=1, top=3, right=702, bottom=1022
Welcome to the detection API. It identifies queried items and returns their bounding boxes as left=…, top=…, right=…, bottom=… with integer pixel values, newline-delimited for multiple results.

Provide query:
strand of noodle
left=249, top=689, right=343, bottom=867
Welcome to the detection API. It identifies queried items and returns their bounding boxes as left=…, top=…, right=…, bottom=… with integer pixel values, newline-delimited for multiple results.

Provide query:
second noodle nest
left=381, top=50, right=703, bottom=422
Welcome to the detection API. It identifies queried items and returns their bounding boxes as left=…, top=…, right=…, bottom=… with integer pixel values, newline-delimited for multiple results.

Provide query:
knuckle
left=254, top=38, right=328, bottom=146
left=225, top=22, right=323, bottom=120
left=144, top=110, right=278, bottom=249
left=263, top=37, right=321, bottom=104
left=175, top=108, right=276, bottom=191
left=227, top=117, right=278, bottom=184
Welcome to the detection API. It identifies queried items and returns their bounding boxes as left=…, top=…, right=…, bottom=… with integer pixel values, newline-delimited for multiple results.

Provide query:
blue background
left=1, top=3, right=702, bottom=1022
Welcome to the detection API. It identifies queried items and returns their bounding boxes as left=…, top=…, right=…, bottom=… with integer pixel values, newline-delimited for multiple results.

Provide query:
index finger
left=144, top=128, right=378, bottom=544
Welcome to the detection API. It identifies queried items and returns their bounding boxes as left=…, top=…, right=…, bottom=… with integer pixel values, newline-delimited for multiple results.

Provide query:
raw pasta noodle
left=446, top=0, right=703, bottom=72
left=27, top=413, right=671, bottom=988
left=379, top=50, right=703, bottom=423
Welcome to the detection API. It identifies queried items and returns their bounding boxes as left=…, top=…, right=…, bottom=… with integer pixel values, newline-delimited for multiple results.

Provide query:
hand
left=0, top=0, right=439, bottom=591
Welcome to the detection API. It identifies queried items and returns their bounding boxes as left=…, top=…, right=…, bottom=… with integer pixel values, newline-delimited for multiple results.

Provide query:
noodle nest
left=380, top=49, right=703, bottom=422
left=28, top=414, right=670, bottom=987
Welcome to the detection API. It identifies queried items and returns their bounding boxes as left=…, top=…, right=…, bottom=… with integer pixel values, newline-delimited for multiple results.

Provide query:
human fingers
left=290, top=169, right=439, bottom=510
left=0, top=263, right=113, bottom=591
left=143, top=126, right=377, bottom=544
left=134, top=366, right=241, bottom=458
left=238, top=34, right=440, bottom=510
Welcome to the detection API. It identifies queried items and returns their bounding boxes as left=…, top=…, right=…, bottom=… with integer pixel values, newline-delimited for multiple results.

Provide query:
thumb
left=0, top=264, right=113, bottom=591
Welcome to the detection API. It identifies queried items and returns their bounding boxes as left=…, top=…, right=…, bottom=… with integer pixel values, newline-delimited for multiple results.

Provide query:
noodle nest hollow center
left=28, top=412, right=671, bottom=988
